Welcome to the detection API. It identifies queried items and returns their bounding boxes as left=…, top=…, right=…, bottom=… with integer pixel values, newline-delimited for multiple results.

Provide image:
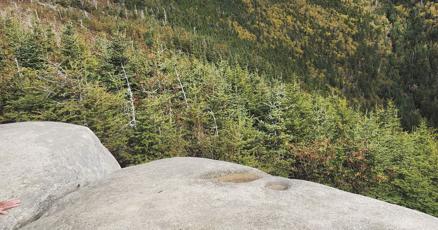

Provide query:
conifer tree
left=61, top=23, right=83, bottom=68
left=15, top=26, right=47, bottom=70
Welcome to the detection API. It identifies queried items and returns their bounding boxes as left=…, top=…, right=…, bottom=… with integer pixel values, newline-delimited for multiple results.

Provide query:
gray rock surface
left=23, top=157, right=438, bottom=230
left=0, top=122, right=120, bottom=230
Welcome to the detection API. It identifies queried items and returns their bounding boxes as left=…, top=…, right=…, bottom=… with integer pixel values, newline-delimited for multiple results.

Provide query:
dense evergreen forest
left=0, top=0, right=437, bottom=216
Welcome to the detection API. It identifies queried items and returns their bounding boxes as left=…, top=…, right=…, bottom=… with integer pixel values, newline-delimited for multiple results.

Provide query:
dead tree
left=121, top=65, right=137, bottom=127
left=175, top=68, right=188, bottom=108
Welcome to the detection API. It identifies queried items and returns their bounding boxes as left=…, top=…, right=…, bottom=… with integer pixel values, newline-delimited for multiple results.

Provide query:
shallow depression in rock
left=210, top=172, right=262, bottom=183
left=265, top=181, right=290, bottom=191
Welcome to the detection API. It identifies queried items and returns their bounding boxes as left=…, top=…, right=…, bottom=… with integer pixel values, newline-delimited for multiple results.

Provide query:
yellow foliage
left=231, top=21, right=257, bottom=42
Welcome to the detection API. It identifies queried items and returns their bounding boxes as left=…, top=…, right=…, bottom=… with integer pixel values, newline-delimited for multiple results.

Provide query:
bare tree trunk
left=163, top=8, right=168, bottom=24
left=168, top=98, right=173, bottom=123
left=175, top=68, right=188, bottom=108
left=15, top=58, right=22, bottom=78
left=209, top=110, right=219, bottom=136
left=92, top=0, right=98, bottom=9
left=121, top=65, right=137, bottom=128
left=34, top=9, right=40, bottom=22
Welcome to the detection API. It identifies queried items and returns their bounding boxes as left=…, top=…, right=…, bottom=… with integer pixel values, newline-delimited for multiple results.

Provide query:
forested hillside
left=0, top=0, right=437, bottom=216
left=118, top=0, right=438, bottom=129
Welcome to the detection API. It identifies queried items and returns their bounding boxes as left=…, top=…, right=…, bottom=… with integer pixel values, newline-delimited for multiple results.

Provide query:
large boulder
left=0, top=122, right=120, bottom=230
left=24, top=157, right=438, bottom=230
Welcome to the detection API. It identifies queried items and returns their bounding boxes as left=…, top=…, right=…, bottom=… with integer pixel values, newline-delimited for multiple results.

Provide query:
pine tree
left=61, top=23, right=83, bottom=68
left=108, top=35, right=129, bottom=73
left=15, top=25, right=47, bottom=70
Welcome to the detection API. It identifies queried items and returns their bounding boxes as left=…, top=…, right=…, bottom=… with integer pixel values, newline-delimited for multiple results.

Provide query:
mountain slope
left=115, top=0, right=438, bottom=129
left=0, top=0, right=437, bottom=216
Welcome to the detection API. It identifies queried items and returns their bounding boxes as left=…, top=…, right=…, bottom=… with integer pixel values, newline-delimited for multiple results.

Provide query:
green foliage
left=103, top=0, right=437, bottom=131
left=61, top=23, right=84, bottom=68
left=15, top=25, right=50, bottom=70
left=107, top=35, right=129, bottom=71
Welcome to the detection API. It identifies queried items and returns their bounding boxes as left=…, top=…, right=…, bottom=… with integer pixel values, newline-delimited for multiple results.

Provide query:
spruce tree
left=15, top=28, right=46, bottom=70
left=61, top=23, right=83, bottom=68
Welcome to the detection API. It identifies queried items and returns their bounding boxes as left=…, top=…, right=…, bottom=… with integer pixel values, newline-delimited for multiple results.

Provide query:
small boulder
left=24, top=157, right=438, bottom=230
left=0, top=122, right=120, bottom=230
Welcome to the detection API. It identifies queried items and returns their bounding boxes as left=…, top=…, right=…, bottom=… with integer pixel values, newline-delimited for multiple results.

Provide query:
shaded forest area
left=0, top=0, right=437, bottom=216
